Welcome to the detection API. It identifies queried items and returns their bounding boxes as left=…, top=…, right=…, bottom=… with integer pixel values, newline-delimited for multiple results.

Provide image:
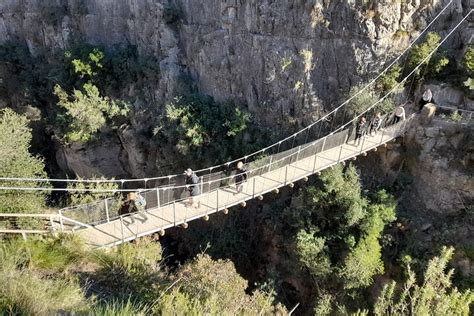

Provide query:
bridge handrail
left=59, top=117, right=410, bottom=226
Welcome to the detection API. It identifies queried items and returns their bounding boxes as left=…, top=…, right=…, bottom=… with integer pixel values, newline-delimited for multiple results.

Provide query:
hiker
left=393, top=104, right=406, bottom=124
left=119, top=192, right=147, bottom=223
left=184, top=168, right=201, bottom=208
left=419, top=88, right=433, bottom=112
left=234, top=161, right=248, bottom=194
left=354, top=117, right=367, bottom=146
left=369, top=112, right=382, bottom=135
left=135, top=191, right=146, bottom=212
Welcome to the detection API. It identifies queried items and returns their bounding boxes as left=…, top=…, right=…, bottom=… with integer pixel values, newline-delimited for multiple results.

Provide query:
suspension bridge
left=0, top=4, right=471, bottom=248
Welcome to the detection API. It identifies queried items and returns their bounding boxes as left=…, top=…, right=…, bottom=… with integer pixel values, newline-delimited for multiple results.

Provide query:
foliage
left=379, top=64, right=401, bottom=93
left=154, top=254, right=283, bottom=315
left=340, top=190, right=396, bottom=289
left=313, top=292, right=334, bottom=316
left=54, top=83, right=130, bottom=143
left=93, top=238, right=164, bottom=301
left=374, top=246, right=473, bottom=315
left=0, top=237, right=88, bottom=315
left=66, top=177, right=119, bottom=206
left=406, top=32, right=448, bottom=78
left=449, top=110, right=462, bottom=122
left=295, top=229, right=331, bottom=278
left=70, top=47, right=104, bottom=79
left=155, top=95, right=251, bottom=159
left=408, top=32, right=441, bottom=70
left=0, top=109, right=49, bottom=229
left=309, top=164, right=368, bottom=228
left=462, top=46, right=474, bottom=75
left=280, top=164, right=397, bottom=311
left=89, top=299, right=151, bottom=316
left=464, top=77, right=474, bottom=90
left=347, top=84, right=395, bottom=117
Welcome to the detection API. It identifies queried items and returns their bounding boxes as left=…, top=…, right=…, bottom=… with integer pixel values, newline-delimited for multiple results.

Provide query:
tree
left=296, top=229, right=331, bottom=279
left=0, top=109, right=49, bottom=219
left=155, top=95, right=250, bottom=158
left=66, top=177, right=119, bottom=206
left=54, top=83, right=130, bottom=143
left=155, top=254, right=284, bottom=315
left=374, top=246, right=473, bottom=315
left=340, top=190, right=396, bottom=289
left=407, top=32, right=449, bottom=78
left=346, top=85, right=395, bottom=118
left=379, top=64, right=402, bottom=93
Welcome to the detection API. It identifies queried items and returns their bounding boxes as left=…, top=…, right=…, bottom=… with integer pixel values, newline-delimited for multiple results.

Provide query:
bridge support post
left=360, top=135, right=366, bottom=155
left=284, top=165, right=288, bottom=185
left=216, top=189, right=219, bottom=213
left=252, top=178, right=256, bottom=198
left=337, top=144, right=343, bottom=162
left=104, top=199, right=110, bottom=222
left=173, top=202, right=176, bottom=226
left=59, top=210, right=64, bottom=232
left=120, top=216, right=124, bottom=242
left=156, top=188, right=160, bottom=208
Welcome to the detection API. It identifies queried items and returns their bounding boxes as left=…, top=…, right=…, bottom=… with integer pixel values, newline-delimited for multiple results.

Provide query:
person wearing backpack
left=234, top=161, right=248, bottom=195
left=354, top=117, right=367, bottom=146
left=184, top=168, right=201, bottom=208
left=369, top=112, right=382, bottom=135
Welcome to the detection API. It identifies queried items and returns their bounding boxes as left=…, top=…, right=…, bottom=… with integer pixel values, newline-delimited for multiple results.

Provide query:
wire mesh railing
left=57, top=115, right=412, bottom=230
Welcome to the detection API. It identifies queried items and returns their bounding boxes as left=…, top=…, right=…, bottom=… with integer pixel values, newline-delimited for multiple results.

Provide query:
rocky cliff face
left=0, top=0, right=469, bottom=178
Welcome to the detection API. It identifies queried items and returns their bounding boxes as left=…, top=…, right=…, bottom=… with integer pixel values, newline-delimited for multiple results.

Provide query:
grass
left=89, top=298, right=151, bottom=316
left=0, top=236, right=89, bottom=314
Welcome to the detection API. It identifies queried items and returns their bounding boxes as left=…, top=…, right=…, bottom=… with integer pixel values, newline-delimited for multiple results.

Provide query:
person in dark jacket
left=354, top=117, right=367, bottom=146
left=184, top=168, right=201, bottom=208
left=369, top=112, right=382, bottom=136
left=234, top=161, right=248, bottom=194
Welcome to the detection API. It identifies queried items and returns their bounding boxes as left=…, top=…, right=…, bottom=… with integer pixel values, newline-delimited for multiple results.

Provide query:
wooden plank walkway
left=75, top=124, right=404, bottom=248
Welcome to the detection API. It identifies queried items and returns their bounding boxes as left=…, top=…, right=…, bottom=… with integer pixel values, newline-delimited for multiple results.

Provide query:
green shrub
left=66, top=177, right=119, bottom=206
left=295, top=229, right=331, bottom=278
left=449, top=110, right=462, bottom=122
left=347, top=85, right=395, bottom=117
left=54, top=83, right=130, bottom=143
left=155, top=95, right=251, bottom=158
left=463, top=46, right=474, bottom=75
left=0, top=237, right=89, bottom=315
left=407, top=32, right=449, bottom=78
left=379, top=64, right=402, bottom=92
left=154, top=254, right=283, bottom=315
left=93, top=238, right=163, bottom=301
left=0, top=109, right=49, bottom=229
left=374, top=246, right=473, bottom=315
left=89, top=299, right=151, bottom=316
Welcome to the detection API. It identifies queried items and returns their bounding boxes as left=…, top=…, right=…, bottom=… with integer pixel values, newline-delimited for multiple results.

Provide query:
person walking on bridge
left=234, top=161, right=248, bottom=195
left=354, top=117, right=367, bottom=146
left=393, top=104, right=406, bottom=124
left=369, top=112, right=382, bottom=136
left=185, top=168, right=201, bottom=208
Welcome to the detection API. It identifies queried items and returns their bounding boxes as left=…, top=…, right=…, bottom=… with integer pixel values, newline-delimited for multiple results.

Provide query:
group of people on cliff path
left=351, top=88, right=433, bottom=146
left=183, top=161, right=248, bottom=209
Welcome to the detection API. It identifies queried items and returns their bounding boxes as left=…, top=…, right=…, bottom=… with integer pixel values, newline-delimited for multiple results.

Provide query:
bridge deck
left=76, top=128, right=399, bottom=248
